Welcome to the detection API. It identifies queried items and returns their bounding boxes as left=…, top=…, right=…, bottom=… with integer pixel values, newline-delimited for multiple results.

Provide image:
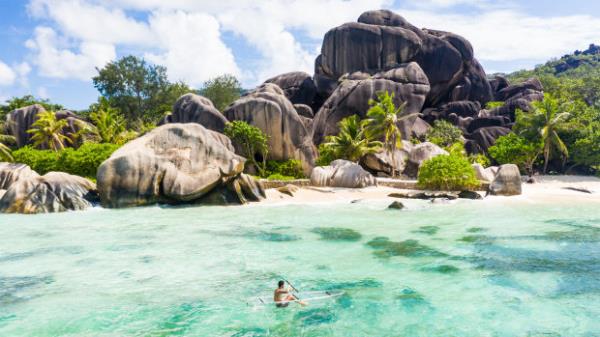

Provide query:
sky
left=0, top=0, right=599, bottom=110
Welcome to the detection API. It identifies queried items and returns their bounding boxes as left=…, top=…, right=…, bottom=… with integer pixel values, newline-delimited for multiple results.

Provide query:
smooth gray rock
left=224, top=83, right=317, bottom=174
left=472, top=163, right=495, bottom=183
left=489, top=164, right=522, bottom=196
left=387, top=200, right=405, bottom=209
left=161, top=93, right=228, bottom=132
left=310, top=160, right=376, bottom=188
left=265, top=72, right=317, bottom=107
left=404, top=142, right=448, bottom=177
left=0, top=169, right=97, bottom=214
left=97, top=123, right=262, bottom=208
left=361, top=145, right=411, bottom=177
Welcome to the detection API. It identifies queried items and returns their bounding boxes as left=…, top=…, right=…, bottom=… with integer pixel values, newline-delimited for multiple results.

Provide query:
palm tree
left=90, top=105, right=126, bottom=143
left=363, top=91, right=414, bottom=177
left=321, top=115, right=382, bottom=162
left=517, top=94, right=571, bottom=174
left=0, top=134, right=15, bottom=162
left=27, top=111, right=70, bottom=151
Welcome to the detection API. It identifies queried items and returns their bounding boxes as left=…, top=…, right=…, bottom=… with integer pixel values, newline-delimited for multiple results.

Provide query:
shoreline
left=262, top=175, right=600, bottom=206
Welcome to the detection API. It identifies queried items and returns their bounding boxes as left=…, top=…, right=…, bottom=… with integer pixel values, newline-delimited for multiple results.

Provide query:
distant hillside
left=508, top=44, right=600, bottom=81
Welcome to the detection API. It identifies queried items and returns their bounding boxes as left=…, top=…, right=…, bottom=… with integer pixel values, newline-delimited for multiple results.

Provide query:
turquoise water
left=0, top=198, right=599, bottom=336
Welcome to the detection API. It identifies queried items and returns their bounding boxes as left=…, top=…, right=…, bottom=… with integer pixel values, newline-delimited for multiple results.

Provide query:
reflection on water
left=0, top=201, right=599, bottom=336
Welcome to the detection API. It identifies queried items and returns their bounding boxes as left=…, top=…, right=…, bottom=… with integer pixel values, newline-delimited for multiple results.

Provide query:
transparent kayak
left=248, top=290, right=345, bottom=307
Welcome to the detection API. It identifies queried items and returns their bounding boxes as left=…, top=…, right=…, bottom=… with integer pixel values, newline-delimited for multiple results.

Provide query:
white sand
left=263, top=175, right=600, bottom=205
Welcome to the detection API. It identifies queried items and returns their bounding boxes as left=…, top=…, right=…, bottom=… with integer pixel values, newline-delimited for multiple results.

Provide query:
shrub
left=488, top=133, right=541, bottom=175
left=224, top=121, right=268, bottom=175
left=265, top=159, right=304, bottom=179
left=468, top=153, right=491, bottom=168
left=485, top=101, right=505, bottom=109
left=316, top=143, right=339, bottom=166
left=425, top=120, right=463, bottom=148
left=417, top=154, right=480, bottom=191
left=11, top=143, right=120, bottom=178
left=265, top=173, right=296, bottom=181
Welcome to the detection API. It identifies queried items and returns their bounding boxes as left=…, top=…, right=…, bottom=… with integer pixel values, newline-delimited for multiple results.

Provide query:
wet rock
left=311, top=227, right=362, bottom=241
left=388, top=191, right=458, bottom=200
left=489, top=164, right=522, bottom=196
left=310, top=160, right=376, bottom=188
left=97, top=123, right=264, bottom=208
left=458, top=190, right=483, bottom=200
left=387, top=201, right=405, bottom=210
left=160, top=93, right=228, bottom=133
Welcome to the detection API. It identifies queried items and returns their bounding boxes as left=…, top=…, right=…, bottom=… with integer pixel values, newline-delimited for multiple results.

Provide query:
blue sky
left=0, top=0, right=599, bottom=110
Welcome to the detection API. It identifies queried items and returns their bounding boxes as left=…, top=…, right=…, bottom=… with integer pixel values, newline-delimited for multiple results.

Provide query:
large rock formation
left=223, top=83, right=317, bottom=174
left=314, top=9, right=492, bottom=109
left=489, top=164, right=522, bottom=196
left=264, top=71, right=318, bottom=109
left=5, top=104, right=94, bottom=148
left=97, top=123, right=264, bottom=208
left=404, top=142, right=449, bottom=177
left=160, top=94, right=228, bottom=133
left=0, top=163, right=97, bottom=214
left=312, top=62, right=430, bottom=144
left=310, top=160, right=376, bottom=188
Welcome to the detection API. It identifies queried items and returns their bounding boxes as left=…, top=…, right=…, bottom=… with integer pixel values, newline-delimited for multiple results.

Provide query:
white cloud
left=144, top=10, right=239, bottom=87
left=0, top=61, right=17, bottom=86
left=26, top=26, right=116, bottom=80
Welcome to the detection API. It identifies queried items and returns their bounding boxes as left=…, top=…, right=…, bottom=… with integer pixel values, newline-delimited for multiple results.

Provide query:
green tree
left=93, top=55, right=192, bottom=126
left=515, top=94, right=571, bottom=173
left=27, top=111, right=70, bottom=151
left=199, top=74, right=242, bottom=111
left=320, top=115, right=382, bottom=163
left=0, top=134, right=15, bottom=162
left=89, top=98, right=128, bottom=144
left=224, top=121, right=269, bottom=175
left=363, top=91, right=414, bottom=177
left=571, top=128, right=600, bottom=172
left=425, top=120, right=463, bottom=148
left=488, top=133, right=541, bottom=176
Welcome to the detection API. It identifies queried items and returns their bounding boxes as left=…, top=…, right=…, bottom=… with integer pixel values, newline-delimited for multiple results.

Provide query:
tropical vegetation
left=417, top=152, right=480, bottom=191
left=319, top=115, right=382, bottom=163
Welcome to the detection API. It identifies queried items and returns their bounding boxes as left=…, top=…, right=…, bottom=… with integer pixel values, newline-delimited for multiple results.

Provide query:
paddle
left=283, top=278, right=299, bottom=293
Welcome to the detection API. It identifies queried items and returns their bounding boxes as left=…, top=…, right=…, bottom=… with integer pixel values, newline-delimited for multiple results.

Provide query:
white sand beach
left=263, top=176, right=600, bottom=205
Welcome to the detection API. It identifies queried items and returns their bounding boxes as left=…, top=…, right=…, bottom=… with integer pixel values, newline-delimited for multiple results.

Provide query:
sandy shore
left=263, top=175, right=600, bottom=205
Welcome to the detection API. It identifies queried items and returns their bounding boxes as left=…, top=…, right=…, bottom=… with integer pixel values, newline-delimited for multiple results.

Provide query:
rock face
left=224, top=83, right=317, bottom=174
left=0, top=163, right=97, bottom=214
left=97, top=123, right=264, bottom=208
left=466, top=126, right=511, bottom=154
left=360, top=141, right=413, bottom=177
left=5, top=104, right=94, bottom=148
left=489, top=164, right=522, bottom=196
left=472, top=164, right=495, bottom=183
left=264, top=72, right=318, bottom=109
left=161, top=94, right=228, bottom=133
left=315, top=9, right=492, bottom=110
left=310, top=160, right=376, bottom=188
left=404, top=142, right=449, bottom=177
left=312, top=62, right=430, bottom=144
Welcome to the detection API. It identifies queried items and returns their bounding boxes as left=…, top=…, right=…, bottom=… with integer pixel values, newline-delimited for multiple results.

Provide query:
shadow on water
left=0, top=275, right=54, bottom=305
left=197, top=228, right=301, bottom=242
left=0, top=246, right=85, bottom=263
left=310, top=227, right=362, bottom=242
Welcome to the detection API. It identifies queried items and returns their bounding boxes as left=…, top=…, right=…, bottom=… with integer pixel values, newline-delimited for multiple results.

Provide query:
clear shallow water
left=0, top=198, right=599, bottom=337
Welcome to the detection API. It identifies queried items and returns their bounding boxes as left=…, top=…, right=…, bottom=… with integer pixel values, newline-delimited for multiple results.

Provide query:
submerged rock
left=97, top=123, right=264, bottom=208
left=458, top=190, right=483, bottom=200
left=387, top=201, right=405, bottom=210
left=366, top=237, right=447, bottom=258
left=412, top=225, right=440, bottom=235
left=311, top=227, right=362, bottom=241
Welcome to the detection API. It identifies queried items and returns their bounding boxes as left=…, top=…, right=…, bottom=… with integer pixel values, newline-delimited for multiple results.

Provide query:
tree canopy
left=199, top=74, right=242, bottom=112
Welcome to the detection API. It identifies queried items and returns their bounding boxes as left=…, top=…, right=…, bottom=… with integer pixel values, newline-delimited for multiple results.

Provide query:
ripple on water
left=0, top=246, right=85, bottom=263
left=294, top=307, right=337, bottom=326
left=310, top=227, right=362, bottom=242
left=411, top=226, right=440, bottom=235
left=0, top=275, right=54, bottom=305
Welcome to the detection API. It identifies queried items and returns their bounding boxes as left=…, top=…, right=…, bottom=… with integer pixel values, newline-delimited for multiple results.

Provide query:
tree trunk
left=543, top=144, right=550, bottom=174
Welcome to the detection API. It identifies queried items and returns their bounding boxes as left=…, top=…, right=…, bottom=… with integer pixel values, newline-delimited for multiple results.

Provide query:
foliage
left=27, top=111, right=70, bottom=151
left=425, top=120, right=463, bottom=148
left=89, top=98, right=128, bottom=144
left=93, top=55, right=192, bottom=126
left=0, top=134, right=16, bottom=162
left=514, top=94, right=571, bottom=173
left=468, top=153, right=491, bottom=168
left=488, top=133, right=541, bottom=175
left=571, top=128, right=600, bottom=172
left=417, top=153, right=480, bottom=191
left=0, top=95, right=63, bottom=121
left=363, top=91, right=414, bottom=176
left=199, top=74, right=242, bottom=111
left=265, top=160, right=304, bottom=179
left=316, top=143, right=338, bottom=166
left=485, top=101, right=505, bottom=109
left=265, top=173, right=297, bottom=181
left=320, top=115, right=381, bottom=163
left=11, top=143, right=119, bottom=178
left=224, top=121, right=269, bottom=175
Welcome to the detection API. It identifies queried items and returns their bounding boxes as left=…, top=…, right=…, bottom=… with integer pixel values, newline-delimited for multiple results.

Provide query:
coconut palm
left=27, top=111, right=70, bottom=151
left=321, top=115, right=382, bottom=162
left=517, top=94, right=571, bottom=174
left=363, top=91, right=415, bottom=177
left=90, top=105, right=126, bottom=144
left=0, top=134, right=15, bottom=162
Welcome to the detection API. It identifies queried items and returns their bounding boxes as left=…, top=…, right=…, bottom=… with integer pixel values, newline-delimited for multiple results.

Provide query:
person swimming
left=273, top=280, right=307, bottom=307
